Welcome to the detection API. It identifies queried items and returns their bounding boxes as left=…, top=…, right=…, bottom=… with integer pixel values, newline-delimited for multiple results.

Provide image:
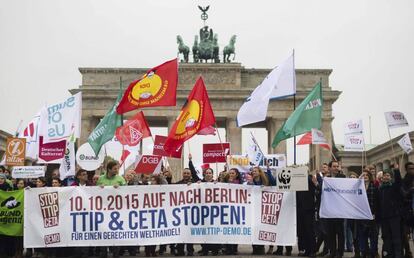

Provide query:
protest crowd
left=1, top=158, right=414, bottom=258
left=1, top=57, right=413, bottom=258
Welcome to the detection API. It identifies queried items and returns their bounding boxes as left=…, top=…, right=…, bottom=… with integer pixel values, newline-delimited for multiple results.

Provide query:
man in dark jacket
left=175, top=168, right=196, bottom=256
left=296, top=173, right=318, bottom=257
left=378, top=164, right=402, bottom=258
left=325, top=161, right=346, bottom=258
left=401, top=162, right=414, bottom=258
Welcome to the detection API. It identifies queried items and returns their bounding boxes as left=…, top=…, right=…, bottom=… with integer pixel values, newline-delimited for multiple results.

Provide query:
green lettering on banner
left=0, top=190, right=24, bottom=236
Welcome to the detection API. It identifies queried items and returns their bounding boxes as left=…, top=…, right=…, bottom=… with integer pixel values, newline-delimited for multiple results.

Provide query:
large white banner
left=39, top=92, right=82, bottom=143
left=24, top=184, right=296, bottom=247
left=320, top=178, right=373, bottom=220
left=228, top=154, right=286, bottom=172
left=385, top=111, right=409, bottom=129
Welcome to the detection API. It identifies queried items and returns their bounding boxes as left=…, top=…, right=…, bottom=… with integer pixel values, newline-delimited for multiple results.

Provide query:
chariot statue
left=176, top=5, right=236, bottom=63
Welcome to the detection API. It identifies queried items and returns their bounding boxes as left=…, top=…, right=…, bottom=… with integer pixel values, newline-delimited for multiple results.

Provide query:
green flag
left=0, top=190, right=24, bottom=236
left=272, top=81, right=323, bottom=148
left=88, top=92, right=123, bottom=155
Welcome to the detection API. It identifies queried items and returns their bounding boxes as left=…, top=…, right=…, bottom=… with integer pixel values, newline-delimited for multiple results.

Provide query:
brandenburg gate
left=71, top=63, right=340, bottom=179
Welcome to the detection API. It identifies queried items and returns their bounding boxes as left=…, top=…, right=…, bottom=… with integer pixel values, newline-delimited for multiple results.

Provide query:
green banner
left=0, top=189, right=24, bottom=236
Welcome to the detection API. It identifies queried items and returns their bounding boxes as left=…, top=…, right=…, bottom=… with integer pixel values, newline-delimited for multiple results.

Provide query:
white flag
left=320, top=178, right=373, bottom=220
left=344, top=133, right=365, bottom=152
left=398, top=133, right=413, bottom=154
left=344, top=119, right=363, bottom=135
left=18, top=111, right=41, bottom=160
left=59, top=140, right=76, bottom=180
left=385, top=111, right=409, bottom=129
left=237, top=52, right=296, bottom=127
left=246, top=134, right=264, bottom=166
left=311, top=128, right=329, bottom=145
left=39, top=92, right=82, bottom=143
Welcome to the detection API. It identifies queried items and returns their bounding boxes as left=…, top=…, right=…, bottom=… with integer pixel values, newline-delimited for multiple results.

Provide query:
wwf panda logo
left=278, top=169, right=291, bottom=184
left=1, top=196, right=21, bottom=209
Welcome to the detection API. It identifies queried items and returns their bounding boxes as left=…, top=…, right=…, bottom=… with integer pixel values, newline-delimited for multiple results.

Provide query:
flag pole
left=330, top=150, right=338, bottom=162
left=14, top=120, right=23, bottom=137
left=187, top=139, right=191, bottom=155
left=387, top=127, right=397, bottom=164
left=250, top=131, right=266, bottom=159
left=214, top=123, right=229, bottom=170
left=293, top=94, right=296, bottom=165
left=214, top=123, right=225, bottom=153
left=120, top=76, right=127, bottom=173
left=292, top=49, right=297, bottom=165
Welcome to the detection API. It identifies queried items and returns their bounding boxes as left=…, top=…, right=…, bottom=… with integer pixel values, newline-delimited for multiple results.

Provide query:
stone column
left=267, top=118, right=287, bottom=155
left=226, top=118, right=242, bottom=154
left=166, top=116, right=182, bottom=182
left=383, top=160, right=391, bottom=171
left=80, top=116, right=99, bottom=145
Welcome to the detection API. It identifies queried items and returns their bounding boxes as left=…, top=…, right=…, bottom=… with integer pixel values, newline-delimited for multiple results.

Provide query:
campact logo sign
left=323, top=187, right=362, bottom=195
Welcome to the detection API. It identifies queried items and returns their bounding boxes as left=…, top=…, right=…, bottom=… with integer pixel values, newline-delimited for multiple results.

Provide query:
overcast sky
left=1, top=0, right=413, bottom=166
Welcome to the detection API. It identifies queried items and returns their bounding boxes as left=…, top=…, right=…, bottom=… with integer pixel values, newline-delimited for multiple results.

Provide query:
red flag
left=197, top=125, right=216, bottom=136
left=115, top=111, right=151, bottom=146
left=119, top=149, right=131, bottom=166
left=116, top=59, right=178, bottom=114
left=297, top=132, right=312, bottom=145
left=164, top=77, right=216, bottom=153
left=297, top=132, right=330, bottom=150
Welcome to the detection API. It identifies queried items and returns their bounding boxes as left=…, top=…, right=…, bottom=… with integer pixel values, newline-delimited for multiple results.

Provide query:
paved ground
left=115, top=245, right=356, bottom=258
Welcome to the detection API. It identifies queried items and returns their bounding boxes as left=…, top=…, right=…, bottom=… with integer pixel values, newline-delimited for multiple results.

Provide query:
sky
left=1, top=0, right=414, bottom=167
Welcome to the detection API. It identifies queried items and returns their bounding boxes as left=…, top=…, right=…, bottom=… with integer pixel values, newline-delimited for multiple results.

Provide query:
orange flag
left=116, top=59, right=178, bottom=114
left=164, top=77, right=216, bottom=153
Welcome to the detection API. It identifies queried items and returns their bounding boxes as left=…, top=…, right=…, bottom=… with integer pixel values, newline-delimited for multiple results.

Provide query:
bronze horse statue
left=176, top=35, right=189, bottom=63
left=192, top=35, right=199, bottom=63
left=223, top=35, right=236, bottom=63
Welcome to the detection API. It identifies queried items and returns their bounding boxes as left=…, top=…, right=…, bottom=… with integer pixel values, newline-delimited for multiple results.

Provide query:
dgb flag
left=116, top=59, right=178, bottom=114
left=164, top=77, right=216, bottom=153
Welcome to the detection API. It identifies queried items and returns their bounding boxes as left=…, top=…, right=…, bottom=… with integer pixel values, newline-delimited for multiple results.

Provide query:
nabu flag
left=272, top=82, right=322, bottom=148
left=87, top=92, right=123, bottom=156
left=115, top=111, right=151, bottom=147
left=164, top=77, right=216, bottom=154
left=116, top=59, right=178, bottom=114
left=237, top=53, right=296, bottom=127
